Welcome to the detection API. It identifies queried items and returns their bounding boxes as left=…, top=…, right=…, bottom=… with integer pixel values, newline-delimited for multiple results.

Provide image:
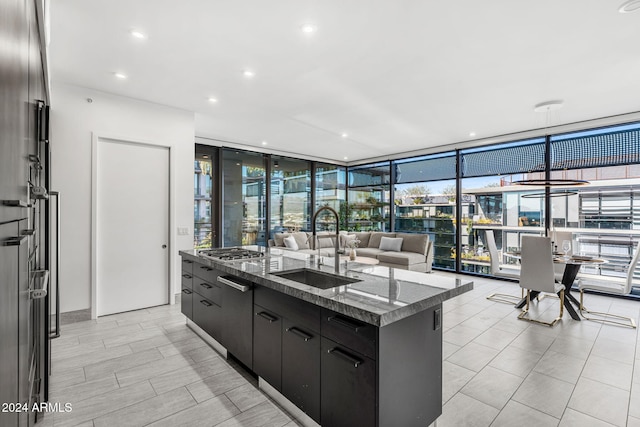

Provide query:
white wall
left=51, top=82, right=195, bottom=313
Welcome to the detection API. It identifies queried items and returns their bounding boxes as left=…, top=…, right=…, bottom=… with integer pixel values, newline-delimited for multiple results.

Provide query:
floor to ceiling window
left=194, top=148, right=216, bottom=248
left=315, top=163, right=346, bottom=231
left=222, top=149, right=267, bottom=247
left=347, top=162, right=391, bottom=232
left=393, top=152, right=457, bottom=270
left=460, top=138, right=547, bottom=275
left=270, top=156, right=311, bottom=234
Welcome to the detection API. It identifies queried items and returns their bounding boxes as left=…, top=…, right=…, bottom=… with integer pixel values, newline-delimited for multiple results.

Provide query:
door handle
left=162, top=244, right=167, bottom=249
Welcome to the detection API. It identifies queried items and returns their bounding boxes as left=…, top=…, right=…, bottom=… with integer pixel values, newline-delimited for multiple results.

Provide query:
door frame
left=91, top=133, right=175, bottom=319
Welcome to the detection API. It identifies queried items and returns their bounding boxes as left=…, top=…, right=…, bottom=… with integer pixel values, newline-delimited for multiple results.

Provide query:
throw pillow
left=283, top=235, right=299, bottom=251
left=379, top=236, right=403, bottom=252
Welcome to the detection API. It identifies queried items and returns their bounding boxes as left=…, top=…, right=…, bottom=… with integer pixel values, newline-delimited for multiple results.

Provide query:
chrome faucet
left=311, top=206, right=340, bottom=274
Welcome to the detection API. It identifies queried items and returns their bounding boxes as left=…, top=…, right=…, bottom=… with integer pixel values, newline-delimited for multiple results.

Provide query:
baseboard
left=59, top=309, right=91, bottom=325
left=258, top=377, right=320, bottom=427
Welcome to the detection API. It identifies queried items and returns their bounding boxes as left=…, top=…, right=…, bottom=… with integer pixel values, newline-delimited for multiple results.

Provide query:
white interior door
left=96, top=138, right=169, bottom=316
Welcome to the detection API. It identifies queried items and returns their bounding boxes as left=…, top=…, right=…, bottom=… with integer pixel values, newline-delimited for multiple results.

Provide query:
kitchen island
left=179, top=247, right=473, bottom=427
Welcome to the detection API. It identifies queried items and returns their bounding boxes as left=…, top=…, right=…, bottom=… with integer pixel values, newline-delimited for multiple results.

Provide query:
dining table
left=514, top=255, right=606, bottom=320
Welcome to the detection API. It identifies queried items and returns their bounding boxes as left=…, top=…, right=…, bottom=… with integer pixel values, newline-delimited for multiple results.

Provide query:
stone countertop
left=180, top=247, right=473, bottom=327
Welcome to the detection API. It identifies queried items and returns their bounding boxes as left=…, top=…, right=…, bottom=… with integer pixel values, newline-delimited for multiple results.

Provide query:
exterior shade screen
left=551, top=126, right=640, bottom=170
left=394, top=153, right=456, bottom=184
left=461, top=139, right=546, bottom=178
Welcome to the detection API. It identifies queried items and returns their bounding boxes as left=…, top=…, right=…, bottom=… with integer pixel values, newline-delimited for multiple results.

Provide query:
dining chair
left=577, top=246, right=639, bottom=328
left=518, top=235, right=565, bottom=327
left=485, top=230, right=522, bottom=304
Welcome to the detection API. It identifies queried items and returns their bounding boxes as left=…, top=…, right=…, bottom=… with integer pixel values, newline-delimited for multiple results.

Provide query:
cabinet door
left=253, top=305, right=282, bottom=390
left=180, top=287, right=193, bottom=320
left=282, top=319, right=320, bottom=423
left=192, top=294, right=222, bottom=340
left=221, top=279, right=253, bottom=369
left=321, top=337, right=376, bottom=427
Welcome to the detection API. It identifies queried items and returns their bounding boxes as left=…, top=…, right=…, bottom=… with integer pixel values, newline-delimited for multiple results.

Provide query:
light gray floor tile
left=52, top=339, right=106, bottom=362
left=150, top=356, right=231, bottom=395
left=186, top=368, right=248, bottom=403
left=54, top=381, right=156, bottom=427
left=127, top=334, right=174, bottom=353
left=533, top=349, right=586, bottom=384
left=187, top=344, right=221, bottom=363
left=490, top=400, right=559, bottom=427
left=591, top=337, right=636, bottom=365
left=115, top=353, right=196, bottom=388
left=472, top=327, right=519, bottom=351
left=582, top=354, right=633, bottom=391
left=568, top=377, right=629, bottom=427
left=508, top=328, right=556, bottom=356
left=93, top=386, right=196, bottom=427
left=84, top=348, right=164, bottom=381
left=53, top=344, right=132, bottom=372
left=442, top=361, right=475, bottom=404
left=512, top=372, right=574, bottom=419
left=629, top=383, right=640, bottom=419
left=447, top=342, right=500, bottom=372
left=157, top=335, right=209, bottom=358
left=437, top=392, right=499, bottom=427
left=629, top=416, right=640, bottom=427
left=559, top=408, right=616, bottom=427
left=547, top=335, right=595, bottom=360
left=102, top=326, right=166, bottom=348
left=50, top=374, right=119, bottom=404
left=461, top=366, right=523, bottom=410
left=489, top=345, right=543, bottom=378
left=49, top=367, right=86, bottom=392
left=77, top=323, right=143, bottom=344
left=442, top=341, right=461, bottom=360
left=147, top=394, right=240, bottom=427
left=443, top=324, right=485, bottom=347
left=58, top=319, right=119, bottom=337
left=215, top=400, right=291, bottom=427
left=225, top=383, right=268, bottom=412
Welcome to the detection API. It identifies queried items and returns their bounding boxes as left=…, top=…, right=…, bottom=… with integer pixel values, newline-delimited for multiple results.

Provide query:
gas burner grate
left=198, top=247, right=265, bottom=261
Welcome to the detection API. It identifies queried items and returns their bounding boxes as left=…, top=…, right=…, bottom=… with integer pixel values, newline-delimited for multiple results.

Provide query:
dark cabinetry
left=254, top=286, right=321, bottom=423
left=181, top=259, right=253, bottom=368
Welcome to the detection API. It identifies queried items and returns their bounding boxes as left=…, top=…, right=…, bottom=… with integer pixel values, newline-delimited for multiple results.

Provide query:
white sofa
left=269, top=231, right=434, bottom=273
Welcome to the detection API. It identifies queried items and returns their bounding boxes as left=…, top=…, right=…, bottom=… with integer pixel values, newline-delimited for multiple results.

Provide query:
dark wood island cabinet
left=180, top=248, right=472, bottom=427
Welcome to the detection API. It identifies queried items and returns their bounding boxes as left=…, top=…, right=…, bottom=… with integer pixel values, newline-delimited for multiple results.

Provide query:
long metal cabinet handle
left=328, top=347, right=363, bottom=368
left=286, top=327, right=313, bottom=341
left=327, top=315, right=361, bottom=332
left=217, top=276, right=251, bottom=292
left=256, top=311, right=278, bottom=323
left=1, top=235, right=28, bottom=246
left=30, top=270, right=49, bottom=299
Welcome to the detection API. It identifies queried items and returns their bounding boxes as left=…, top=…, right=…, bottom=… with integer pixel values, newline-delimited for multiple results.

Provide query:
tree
left=400, top=184, right=430, bottom=197
left=441, top=184, right=456, bottom=202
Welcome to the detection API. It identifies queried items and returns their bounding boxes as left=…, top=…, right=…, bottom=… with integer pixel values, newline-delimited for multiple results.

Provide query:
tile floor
left=41, top=273, right=640, bottom=426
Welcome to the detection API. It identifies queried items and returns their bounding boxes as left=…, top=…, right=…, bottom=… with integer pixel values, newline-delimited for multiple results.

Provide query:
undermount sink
left=273, top=268, right=361, bottom=289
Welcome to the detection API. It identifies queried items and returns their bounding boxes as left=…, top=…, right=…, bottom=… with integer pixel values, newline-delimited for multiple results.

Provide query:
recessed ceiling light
left=243, top=70, right=255, bottom=78
left=469, top=132, right=476, bottom=137
left=533, top=100, right=564, bottom=113
left=341, top=133, right=348, bottom=138
left=301, top=23, right=317, bottom=34
left=262, top=141, right=268, bottom=145
left=619, top=0, right=640, bottom=13
left=114, top=72, right=127, bottom=79
left=343, top=156, right=348, bottom=160
left=130, top=29, right=147, bottom=39
left=208, top=97, right=218, bottom=103
left=202, top=155, right=209, bottom=159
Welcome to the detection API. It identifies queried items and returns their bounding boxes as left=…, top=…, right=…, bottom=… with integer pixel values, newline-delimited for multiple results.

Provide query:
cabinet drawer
left=180, top=287, right=193, bottom=320
left=193, top=263, right=220, bottom=283
left=255, top=286, right=321, bottom=333
left=253, top=304, right=282, bottom=390
left=321, top=308, right=377, bottom=360
left=193, top=278, right=221, bottom=305
left=181, top=271, right=193, bottom=290
left=181, top=258, right=194, bottom=275
left=193, top=293, right=222, bottom=340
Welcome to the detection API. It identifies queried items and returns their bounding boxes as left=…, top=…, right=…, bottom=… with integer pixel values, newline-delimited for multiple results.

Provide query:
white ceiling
left=49, top=0, right=640, bottom=163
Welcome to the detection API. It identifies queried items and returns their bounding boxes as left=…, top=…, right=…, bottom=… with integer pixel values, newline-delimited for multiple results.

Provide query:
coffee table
left=340, top=256, right=380, bottom=265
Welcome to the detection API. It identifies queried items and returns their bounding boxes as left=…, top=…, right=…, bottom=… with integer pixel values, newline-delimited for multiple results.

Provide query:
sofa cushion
left=379, top=236, right=403, bottom=252
left=396, top=233, right=429, bottom=255
left=368, top=232, right=396, bottom=248
left=340, top=234, right=359, bottom=249
left=315, top=231, right=336, bottom=249
left=355, top=248, right=385, bottom=258
left=353, top=232, right=371, bottom=248
left=274, top=232, right=289, bottom=247
left=283, top=235, right=299, bottom=250
left=274, top=232, right=310, bottom=249
left=377, top=251, right=426, bottom=266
